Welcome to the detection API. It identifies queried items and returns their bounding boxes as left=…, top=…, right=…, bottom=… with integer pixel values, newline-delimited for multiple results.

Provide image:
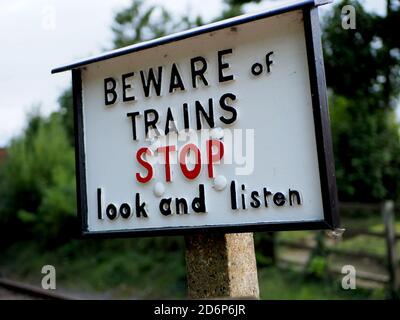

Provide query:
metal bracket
left=326, top=228, right=346, bottom=240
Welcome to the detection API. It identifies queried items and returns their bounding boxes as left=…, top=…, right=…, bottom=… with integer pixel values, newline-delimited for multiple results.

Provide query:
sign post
left=52, top=0, right=337, bottom=299
left=185, top=233, right=259, bottom=299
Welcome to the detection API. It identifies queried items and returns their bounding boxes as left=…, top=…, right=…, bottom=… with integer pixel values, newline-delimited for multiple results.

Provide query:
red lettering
left=157, top=145, right=176, bottom=182
left=207, top=139, right=224, bottom=178
left=136, top=147, right=153, bottom=183
left=179, top=143, right=201, bottom=180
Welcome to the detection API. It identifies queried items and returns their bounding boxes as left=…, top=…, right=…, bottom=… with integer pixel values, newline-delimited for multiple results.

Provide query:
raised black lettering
left=263, top=188, right=272, bottom=207
left=289, top=189, right=302, bottom=206
left=218, top=49, right=234, bottom=82
left=104, top=77, right=117, bottom=105
left=120, top=203, right=131, bottom=219
left=183, top=103, right=190, bottom=130
left=165, top=107, right=178, bottom=135
left=97, top=188, right=103, bottom=219
left=127, top=111, right=140, bottom=140
left=135, top=193, right=148, bottom=217
left=241, top=184, right=247, bottom=210
left=219, top=93, right=237, bottom=125
left=176, top=198, right=188, bottom=214
left=190, top=56, right=208, bottom=88
left=140, top=66, right=162, bottom=97
left=230, top=181, right=238, bottom=210
left=122, top=72, right=135, bottom=102
left=144, top=109, right=159, bottom=137
left=195, top=99, right=215, bottom=130
left=266, top=51, right=274, bottom=73
left=160, top=198, right=172, bottom=216
left=273, top=192, right=286, bottom=206
left=169, top=63, right=185, bottom=93
left=192, top=184, right=206, bottom=213
left=106, top=203, right=118, bottom=220
left=250, top=191, right=261, bottom=208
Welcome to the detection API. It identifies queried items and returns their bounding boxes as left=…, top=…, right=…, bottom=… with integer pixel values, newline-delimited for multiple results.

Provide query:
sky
left=0, top=0, right=387, bottom=146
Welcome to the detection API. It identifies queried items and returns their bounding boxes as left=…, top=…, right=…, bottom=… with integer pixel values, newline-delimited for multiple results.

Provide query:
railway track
left=0, top=278, right=76, bottom=300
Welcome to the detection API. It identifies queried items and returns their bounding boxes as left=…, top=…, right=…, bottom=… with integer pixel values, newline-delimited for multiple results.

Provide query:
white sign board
left=53, top=1, right=339, bottom=236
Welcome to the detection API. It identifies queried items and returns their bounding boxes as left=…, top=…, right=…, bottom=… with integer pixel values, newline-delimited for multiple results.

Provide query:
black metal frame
left=68, top=3, right=339, bottom=238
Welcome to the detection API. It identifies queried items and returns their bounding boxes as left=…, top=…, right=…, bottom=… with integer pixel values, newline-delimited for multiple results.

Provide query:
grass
left=332, top=234, right=400, bottom=257
left=276, top=230, right=314, bottom=243
left=369, top=222, right=400, bottom=233
left=258, top=266, right=384, bottom=299
left=1, top=212, right=397, bottom=299
left=276, top=215, right=400, bottom=258
left=342, top=216, right=400, bottom=233
left=0, top=238, right=187, bottom=299
left=0, top=235, right=389, bottom=300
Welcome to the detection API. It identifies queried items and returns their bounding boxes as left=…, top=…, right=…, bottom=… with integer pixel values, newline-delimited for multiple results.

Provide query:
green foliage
left=58, top=88, right=74, bottom=146
left=254, top=232, right=276, bottom=267
left=323, top=0, right=400, bottom=108
left=111, top=0, right=203, bottom=49
left=0, top=238, right=186, bottom=299
left=258, top=267, right=382, bottom=300
left=324, top=1, right=381, bottom=104
left=304, top=232, right=329, bottom=281
left=0, top=110, right=76, bottom=245
left=330, top=94, right=400, bottom=201
left=0, top=238, right=383, bottom=299
left=334, top=234, right=400, bottom=257
left=217, top=0, right=262, bottom=20
left=323, top=0, right=400, bottom=201
left=306, top=256, right=328, bottom=280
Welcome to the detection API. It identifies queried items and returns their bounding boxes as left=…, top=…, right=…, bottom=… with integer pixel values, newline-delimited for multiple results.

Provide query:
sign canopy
left=52, top=0, right=339, bottom=237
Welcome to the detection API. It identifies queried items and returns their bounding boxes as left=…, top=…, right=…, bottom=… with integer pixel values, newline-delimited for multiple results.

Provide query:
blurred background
left=0, top=0, right=399, bottom=299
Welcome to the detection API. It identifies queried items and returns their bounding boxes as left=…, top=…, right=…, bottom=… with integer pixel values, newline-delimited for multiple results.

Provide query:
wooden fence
left=275, top=201, right=399, bottom=294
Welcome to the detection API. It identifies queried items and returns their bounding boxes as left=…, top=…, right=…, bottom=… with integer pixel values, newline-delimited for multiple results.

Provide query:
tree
left=58, top=89, right=74, bottom=146
left=0, top=0, right=207, bottom=245
left=0, top=111, right=76, bottom=245
left=323, top=0, right=400, bottom=109
left=111, top=0, right=202, bottom=49
left=59, top=0, right=205, bottom=146
left=218, top=0, right=262, bottom=19
left=323, top=0, right=400, bottom=201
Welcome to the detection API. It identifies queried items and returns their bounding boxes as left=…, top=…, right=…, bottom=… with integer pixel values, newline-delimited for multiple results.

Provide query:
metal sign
left=52, top=0, right=339, bottom=237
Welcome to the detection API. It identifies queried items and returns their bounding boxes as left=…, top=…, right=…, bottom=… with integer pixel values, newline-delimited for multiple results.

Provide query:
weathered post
left=382, top=200, right=398, bottom=297
left=185, top=233, right=259, bottom=299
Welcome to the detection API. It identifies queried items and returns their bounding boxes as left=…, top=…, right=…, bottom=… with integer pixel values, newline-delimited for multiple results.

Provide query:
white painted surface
left=81, top=10, right=324, bottom=233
